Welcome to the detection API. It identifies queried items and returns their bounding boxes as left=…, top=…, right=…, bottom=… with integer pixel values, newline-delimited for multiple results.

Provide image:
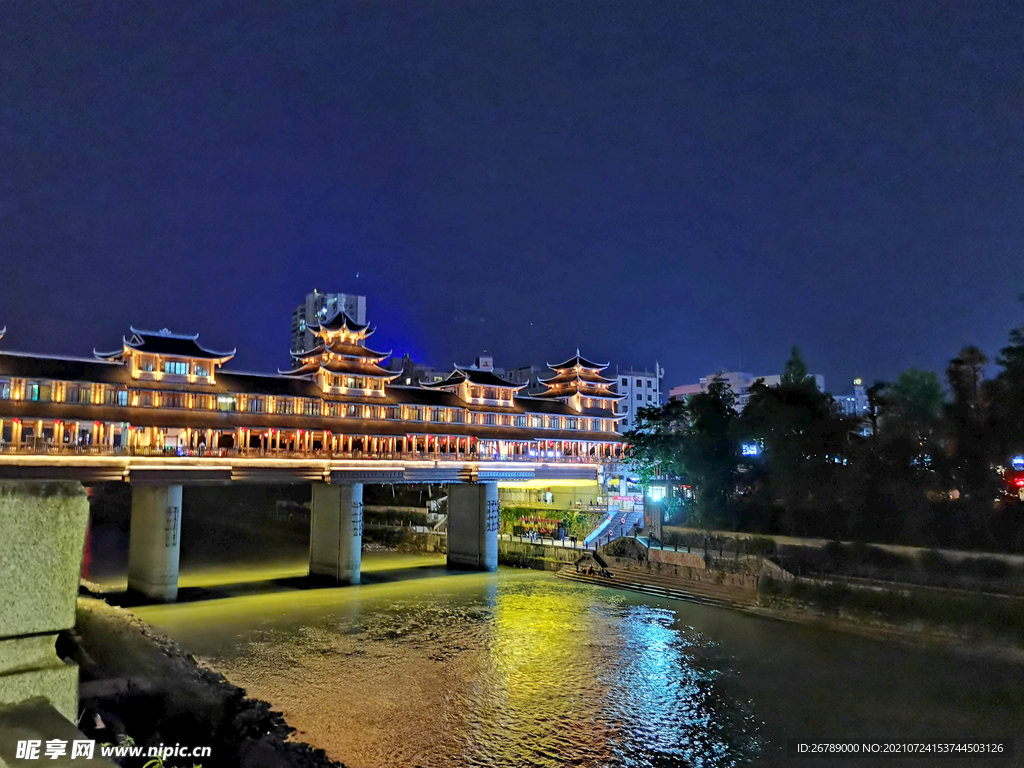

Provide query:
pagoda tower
left=534, top=350, right=623, bottom=413
left=94, top=327, right=235, bottom=383
left=280, top=309, right=398, bottom=396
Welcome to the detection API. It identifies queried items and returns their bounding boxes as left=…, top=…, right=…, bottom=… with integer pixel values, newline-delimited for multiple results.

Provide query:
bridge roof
left=537, top=369, right=618, bottom=386
left=531, top=388, right=623, bottom=401
left=423, top=368, right=525, bottom=390
left=278, top=359, right=398, bottom=379
left=288, top=340, right=391, bottom=362
left=0, top=352, right=127, bottom=384
left=305, top=310, right=371, bottom=336
left=95, top=328, right=235, bottom=361
left=547, top=352, right=608, bottom=371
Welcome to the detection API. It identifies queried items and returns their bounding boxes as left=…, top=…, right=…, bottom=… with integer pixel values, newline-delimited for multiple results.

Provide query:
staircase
left=557, top=564, right=758, bottom=610
left=585, top=508, right=645, bottom=546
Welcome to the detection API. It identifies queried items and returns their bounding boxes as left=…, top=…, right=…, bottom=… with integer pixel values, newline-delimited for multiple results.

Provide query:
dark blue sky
left=2, top=1, right=1023, bottom=394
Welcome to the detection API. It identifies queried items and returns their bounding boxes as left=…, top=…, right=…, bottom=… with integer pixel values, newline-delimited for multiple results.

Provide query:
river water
left=87, top=492, right=1024, bottom=767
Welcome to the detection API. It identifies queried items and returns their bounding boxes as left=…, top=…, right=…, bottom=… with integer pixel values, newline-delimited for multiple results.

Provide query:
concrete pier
left=127, top=484, right=183, bottom=601
left=309, top=482, right=363, bottom=584
left=0, top=481, right=88, bottom=720
left=447, top=482, right=499, bottom=571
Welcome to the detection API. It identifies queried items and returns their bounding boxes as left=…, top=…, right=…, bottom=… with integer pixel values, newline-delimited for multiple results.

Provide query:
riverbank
left=488, top=533, right=1024, bottom=658
left=64, top=598, right=345, bottom=768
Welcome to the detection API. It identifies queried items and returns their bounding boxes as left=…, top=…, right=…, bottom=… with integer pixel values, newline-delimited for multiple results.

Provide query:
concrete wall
left=497, top=540, right=580, bottom=571
left=0, top=481, right=89, bottom=720
left=498, top=483, right=601, bottom=510
left=603, top=546, right=791, bottom=590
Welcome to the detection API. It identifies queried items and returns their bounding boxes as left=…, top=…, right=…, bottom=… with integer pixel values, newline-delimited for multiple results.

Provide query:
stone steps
left=556, top=566, right=758, bottom=609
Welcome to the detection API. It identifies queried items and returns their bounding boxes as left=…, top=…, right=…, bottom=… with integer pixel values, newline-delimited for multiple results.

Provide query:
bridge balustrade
left=0, top=441, right=620, bottom=463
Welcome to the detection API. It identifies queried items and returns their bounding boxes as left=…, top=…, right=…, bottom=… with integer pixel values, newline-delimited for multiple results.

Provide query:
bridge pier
left=127, top=485, right=183, bottom=601
left=309, top=482, right=363, bottom=585
left=447, top=482, right=499, bottom=572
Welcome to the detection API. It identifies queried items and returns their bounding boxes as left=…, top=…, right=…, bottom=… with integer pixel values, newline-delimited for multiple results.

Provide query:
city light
left=1012, top=455, right=1024, bottom=471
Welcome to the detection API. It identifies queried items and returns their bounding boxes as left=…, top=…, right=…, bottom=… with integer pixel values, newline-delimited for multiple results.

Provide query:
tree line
left=626, top=299, right=1024, bottom=552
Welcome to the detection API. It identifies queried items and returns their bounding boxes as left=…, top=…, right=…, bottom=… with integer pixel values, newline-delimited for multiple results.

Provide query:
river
left=87, top=490, right=1024, bottom=767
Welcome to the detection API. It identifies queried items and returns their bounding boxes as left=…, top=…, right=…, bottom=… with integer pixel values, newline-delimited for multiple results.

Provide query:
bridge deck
left=0, top=449, right=608, bottom=484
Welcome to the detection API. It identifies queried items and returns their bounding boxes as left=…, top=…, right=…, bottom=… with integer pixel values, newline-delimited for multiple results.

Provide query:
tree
left=990, top=295, right=1024, bottom=459
left=740, top=354, right=852, bottom=536
left=863, top=370, right=947, bottom=544
left=781, top=345, right=809, bottom=385
left=626, top=398, right=690, bottom=487
left=865, top=380, right=888, bottom=436
left=946, top=345, right=987, bottom=412
left=883, top=368, right=945, bottom=441
left=625, top=376, right=739, bottom=528
left=681, top=376, right=740, bottom=525
left=945, top=345, right=995, bottom=499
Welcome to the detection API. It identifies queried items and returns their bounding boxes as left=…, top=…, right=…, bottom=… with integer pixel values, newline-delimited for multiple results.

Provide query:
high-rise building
left=669, top=370, right=825, bottom=411
left=613, top=364, right=664, bottom=433
left=290, top=291, right=366, bottom=354
left=834, top=378, right=870, bottom=416
left=387, top=353, right=448, bottom=387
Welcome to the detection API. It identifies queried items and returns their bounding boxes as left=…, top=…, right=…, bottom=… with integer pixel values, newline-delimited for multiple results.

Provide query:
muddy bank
left=63, top=598, right=345, bottom=768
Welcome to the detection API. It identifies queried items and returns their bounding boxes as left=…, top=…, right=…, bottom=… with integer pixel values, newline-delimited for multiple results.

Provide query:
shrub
left=747, top=536, right=777, bottom=557
left=961, top=557, right=1011, bottom=580
left=918, top=548, right=956, bottom=574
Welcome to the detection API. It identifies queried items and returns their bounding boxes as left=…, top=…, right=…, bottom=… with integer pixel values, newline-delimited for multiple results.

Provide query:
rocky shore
left=62, top=598, right=345, bottom=768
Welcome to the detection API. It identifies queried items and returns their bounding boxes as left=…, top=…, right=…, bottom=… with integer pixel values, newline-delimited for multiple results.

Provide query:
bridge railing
left=0, top=442, right=620, bottom=463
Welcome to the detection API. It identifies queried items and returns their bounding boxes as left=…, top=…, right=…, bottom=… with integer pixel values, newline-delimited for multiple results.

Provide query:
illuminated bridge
left=0, top=313, right=626, bottom=599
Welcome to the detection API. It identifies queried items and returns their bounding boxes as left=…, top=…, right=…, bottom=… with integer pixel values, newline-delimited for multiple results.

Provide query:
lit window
left=164, top=392, right=187, bottom=408
left=162, top=360, right=189, bottom=375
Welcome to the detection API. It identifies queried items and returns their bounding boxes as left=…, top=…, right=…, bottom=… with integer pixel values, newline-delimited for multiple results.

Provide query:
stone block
left=0, top=651, right=78, bottom=722
left=0, top=482, right=89, bottom=638
left=0, top=697, right=117, bottom=765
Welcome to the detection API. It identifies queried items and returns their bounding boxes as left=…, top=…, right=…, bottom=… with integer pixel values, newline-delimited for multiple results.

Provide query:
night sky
left=2, top=1, right=1023, bottom=394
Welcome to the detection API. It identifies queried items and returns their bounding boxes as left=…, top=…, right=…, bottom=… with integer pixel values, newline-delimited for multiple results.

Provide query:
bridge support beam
left=447, top=482, right=498, bottom=572
left=0, top=481, right=88, bottom=721
left=127, top=485, right=183, bottom=602
left=309, top=482, right=363, bottom=585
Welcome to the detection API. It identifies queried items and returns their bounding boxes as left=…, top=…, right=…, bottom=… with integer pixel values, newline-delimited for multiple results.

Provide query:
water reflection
left=94, top=496, right=1024, bottom=767
left=137, top=565, right=761, bottom=767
